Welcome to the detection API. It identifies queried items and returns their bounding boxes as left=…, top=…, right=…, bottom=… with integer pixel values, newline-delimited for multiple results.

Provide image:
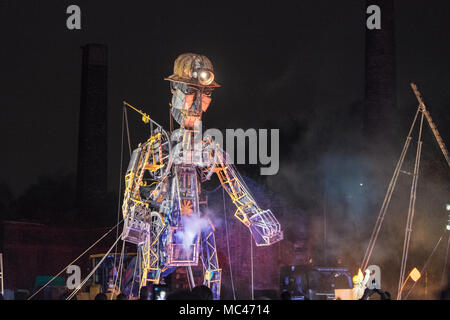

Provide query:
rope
left=137, top=249, right=142, bottom=295
left=440, top=233, right=450, bottom=288
left=403, top=230, right=446, bottom=299
left=204, top=184, right=223, bottom=194
left=111, top=104, right=134, bottom=299
left=117, top=242, right=126, bottom=293
left=27, top=220, right=123, bottom=300
left=124, top=105, right=132, bottom=157
left=128, top=253, right=139, bottom=299
left=67, top=235, right=122, bottom=300
left=222, top=188, right=236, bottom=300
left=110, top=240, right=125, bottom=299
left=112, top=105, right=126, bottom=294
left=250, top=233, right=254, bottom=300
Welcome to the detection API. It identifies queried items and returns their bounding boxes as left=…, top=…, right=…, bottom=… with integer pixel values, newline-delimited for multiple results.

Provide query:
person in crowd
left=94, top=293, right=107, bottom=300
left=166, top=289, right=192, bottom=300
left=139, top=286, right=153, bottom=300
left=280, top=290, right=292, bottom=300
left=116, top=293, right=127, bottom=300
left=190, top=285, right=213, bottom=300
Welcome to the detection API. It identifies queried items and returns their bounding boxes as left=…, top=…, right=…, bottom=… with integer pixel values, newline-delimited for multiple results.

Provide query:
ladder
left=411, top=83, right=450, bottom=168
left=0, top=253, right=4, bottom=295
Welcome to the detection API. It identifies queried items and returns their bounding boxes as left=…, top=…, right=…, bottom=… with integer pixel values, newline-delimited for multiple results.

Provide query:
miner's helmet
left=164, top=53, right=220, bottom=87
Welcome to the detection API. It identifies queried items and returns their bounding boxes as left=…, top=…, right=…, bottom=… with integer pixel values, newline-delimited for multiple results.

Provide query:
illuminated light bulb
left=198, top=70, right=214, bottom=85
left=409, top=267, right=421, bottom=282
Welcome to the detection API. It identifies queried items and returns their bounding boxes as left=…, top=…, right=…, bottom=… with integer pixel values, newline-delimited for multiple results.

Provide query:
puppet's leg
left=200, top=225, right=222, bottom=300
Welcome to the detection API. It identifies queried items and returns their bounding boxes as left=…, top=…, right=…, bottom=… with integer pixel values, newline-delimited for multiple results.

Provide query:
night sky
left=1, top=0, right=450, bottom=298
left=0, top=0, right=447, bottom=196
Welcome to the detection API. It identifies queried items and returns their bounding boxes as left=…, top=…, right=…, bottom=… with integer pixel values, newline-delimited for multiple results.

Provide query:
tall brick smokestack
left=76, top=44, right=108, bottom=210
left=364, top=0, right=396, bottom=147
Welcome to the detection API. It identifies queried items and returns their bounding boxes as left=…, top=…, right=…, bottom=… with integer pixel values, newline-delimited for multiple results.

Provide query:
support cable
left=128, top=253, right=139, bottom=299
left=117, top=242, right=126, bottom=293
left=123, top=105, right=132, bottom=157
left=440, top=233, right=450, bottom=289
left=403, top=230, right=446, bottom=299
left=67, top=235, right=122, bottom=300
left=250, top=233, right=254, bottom=300
left=222, top=188, right=236, bottom=300
left=110, top=240, right=125, bottom=299
left=112, top=106, right=127, bottom=294
left=28, top=220, right=123, bottom=300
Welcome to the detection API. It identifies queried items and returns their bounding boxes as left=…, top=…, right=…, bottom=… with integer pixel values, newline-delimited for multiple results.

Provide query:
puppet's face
left=170, top=81, right=214, bottom=127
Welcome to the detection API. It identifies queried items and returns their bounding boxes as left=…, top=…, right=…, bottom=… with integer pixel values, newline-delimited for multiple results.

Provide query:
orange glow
left=353, top=268, right=364, bottom=284
left=409, top=267, right=421, bottom=282
left=181, top=200, right=193, bottom=216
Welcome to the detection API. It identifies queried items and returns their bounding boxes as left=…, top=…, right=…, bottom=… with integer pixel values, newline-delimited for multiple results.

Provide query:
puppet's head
left=165, top=53, right=220, bottom=128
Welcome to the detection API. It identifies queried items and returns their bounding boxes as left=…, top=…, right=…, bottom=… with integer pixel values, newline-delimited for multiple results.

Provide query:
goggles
left=171, top=82, right=214, bottom=96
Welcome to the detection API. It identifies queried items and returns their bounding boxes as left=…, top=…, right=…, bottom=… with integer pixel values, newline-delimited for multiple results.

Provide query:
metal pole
left=250, top=235, right=254, bottom=300
left=0, top=253, right=4, bottom=296
left=361, top=107, right=420, bottom=271
left=186, top=266, right=195, bottom=290
left=397, top=110, right=425, bottom=300
left=323, top=189, right=327, bottom=264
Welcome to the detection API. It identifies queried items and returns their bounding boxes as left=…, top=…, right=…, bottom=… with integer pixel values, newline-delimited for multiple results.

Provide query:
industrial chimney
left=363, top=0, right=396, bottom=147
left=76, top=44, right=108, bottom=211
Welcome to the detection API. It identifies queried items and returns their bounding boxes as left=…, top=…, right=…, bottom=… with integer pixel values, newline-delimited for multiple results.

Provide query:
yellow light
left=198, top=70, right=214, bottom=85
left=409, top=267, right=421, bottom=282
left=353, top=268, right=364, bottom=284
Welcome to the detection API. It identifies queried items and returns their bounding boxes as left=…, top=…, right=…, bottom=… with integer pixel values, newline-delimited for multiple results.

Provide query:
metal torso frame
left=121, top=103, right=283, bottom=299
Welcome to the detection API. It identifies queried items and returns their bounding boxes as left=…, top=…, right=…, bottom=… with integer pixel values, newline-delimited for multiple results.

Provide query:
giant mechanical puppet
left=121, top=53, right=283, bottom=299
